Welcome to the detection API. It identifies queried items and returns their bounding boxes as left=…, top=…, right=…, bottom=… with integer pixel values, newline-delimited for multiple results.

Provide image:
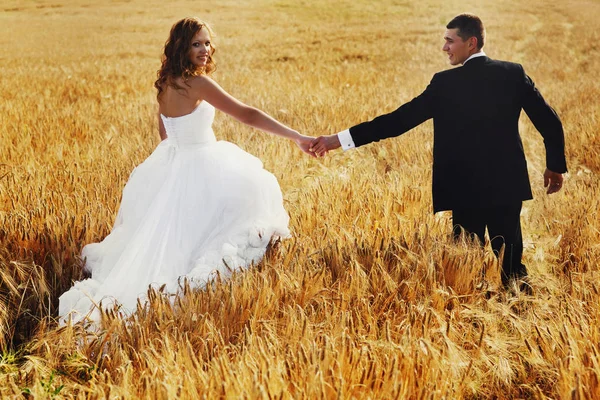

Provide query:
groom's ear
left=468, top=36, right=478, bottom=50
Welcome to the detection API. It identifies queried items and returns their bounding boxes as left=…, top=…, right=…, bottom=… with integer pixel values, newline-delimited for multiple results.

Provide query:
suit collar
left=463, top=55, right=489, bottom=67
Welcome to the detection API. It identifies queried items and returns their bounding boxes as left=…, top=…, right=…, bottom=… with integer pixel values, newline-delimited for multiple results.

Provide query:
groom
left=310, top=13, right=567, bottom=291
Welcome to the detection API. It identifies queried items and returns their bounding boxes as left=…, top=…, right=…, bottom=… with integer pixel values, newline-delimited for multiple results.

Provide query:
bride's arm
left=191, top=75, right=314, bottom=154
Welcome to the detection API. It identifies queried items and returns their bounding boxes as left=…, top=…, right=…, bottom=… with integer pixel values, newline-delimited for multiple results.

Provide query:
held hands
left=544, top=168, right=564, bottom=194
left=309, top=134, right=341, bottom=157
left=294, top=133, right=341, bottom=158
left=294, top=134, right=317, bottom=158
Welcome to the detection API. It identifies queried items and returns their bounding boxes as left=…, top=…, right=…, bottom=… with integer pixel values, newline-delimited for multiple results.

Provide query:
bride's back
left=158, top=79, right=202, bottom=118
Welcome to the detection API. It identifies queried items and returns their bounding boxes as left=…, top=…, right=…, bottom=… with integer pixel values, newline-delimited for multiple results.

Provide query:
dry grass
left=1, top=0, right=599, bottom=398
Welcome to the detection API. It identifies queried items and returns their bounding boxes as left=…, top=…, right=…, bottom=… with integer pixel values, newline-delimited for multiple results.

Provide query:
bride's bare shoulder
left=187, top=74, right=218, bottom=89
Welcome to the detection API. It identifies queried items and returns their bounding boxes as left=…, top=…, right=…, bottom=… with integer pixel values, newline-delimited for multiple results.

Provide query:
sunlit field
left=1, top=0, right=599, bottom=397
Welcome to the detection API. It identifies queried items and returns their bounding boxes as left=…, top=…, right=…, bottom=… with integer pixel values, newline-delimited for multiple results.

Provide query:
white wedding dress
left=59, top=101, right=290, bottom=323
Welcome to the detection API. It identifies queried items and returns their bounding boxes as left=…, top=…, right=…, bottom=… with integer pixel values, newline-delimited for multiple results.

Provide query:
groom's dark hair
left=447, top=14, right=485, bottom=49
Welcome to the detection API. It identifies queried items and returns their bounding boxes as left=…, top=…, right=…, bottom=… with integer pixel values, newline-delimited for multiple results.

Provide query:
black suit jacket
left=349, top=56, right=567, bottom=213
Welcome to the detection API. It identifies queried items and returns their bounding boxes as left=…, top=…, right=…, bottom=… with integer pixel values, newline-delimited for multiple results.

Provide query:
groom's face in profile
left=442, top=28, right=474, bottom=65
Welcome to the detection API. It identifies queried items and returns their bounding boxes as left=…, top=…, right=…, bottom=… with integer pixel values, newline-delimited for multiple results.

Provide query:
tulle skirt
left=58, top=139, right=290, bottom=323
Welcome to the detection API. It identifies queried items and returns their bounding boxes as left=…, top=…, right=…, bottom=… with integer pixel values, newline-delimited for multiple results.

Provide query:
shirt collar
left=463, top=51, right=486, bottom=64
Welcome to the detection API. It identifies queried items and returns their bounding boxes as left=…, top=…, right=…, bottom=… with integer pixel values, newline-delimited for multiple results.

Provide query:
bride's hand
left=295, top=134, right=317, bottom=158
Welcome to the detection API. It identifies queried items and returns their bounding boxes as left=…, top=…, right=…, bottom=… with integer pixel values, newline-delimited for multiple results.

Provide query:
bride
left=59, top=17, right=314, bottom=323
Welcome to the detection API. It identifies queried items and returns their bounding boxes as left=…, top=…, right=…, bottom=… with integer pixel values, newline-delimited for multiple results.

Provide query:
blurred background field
left=1, top=0, right=599, bottom=398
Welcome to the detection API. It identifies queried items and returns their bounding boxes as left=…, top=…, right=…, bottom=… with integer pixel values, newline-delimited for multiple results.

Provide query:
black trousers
left=452, top=203, right=527, bottom=285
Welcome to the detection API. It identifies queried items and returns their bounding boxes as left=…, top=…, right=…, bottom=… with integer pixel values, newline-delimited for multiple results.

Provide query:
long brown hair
left=154, top=17, right=216, bottom=98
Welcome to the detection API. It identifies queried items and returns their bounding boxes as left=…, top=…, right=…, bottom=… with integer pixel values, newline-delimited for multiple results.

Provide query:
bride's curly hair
left=154, top=17, right=216, bottom=98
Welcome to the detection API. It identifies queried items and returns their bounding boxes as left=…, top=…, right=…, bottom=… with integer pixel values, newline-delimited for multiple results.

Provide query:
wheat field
left=1, top=0, right=599, bottom=398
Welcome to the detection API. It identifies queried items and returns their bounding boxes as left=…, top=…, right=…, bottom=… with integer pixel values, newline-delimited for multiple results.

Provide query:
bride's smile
left=189, top=29, right=212, bottom=67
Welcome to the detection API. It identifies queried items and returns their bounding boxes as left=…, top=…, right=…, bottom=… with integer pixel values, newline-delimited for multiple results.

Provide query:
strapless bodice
left=160, top=101, right=216, bottom=147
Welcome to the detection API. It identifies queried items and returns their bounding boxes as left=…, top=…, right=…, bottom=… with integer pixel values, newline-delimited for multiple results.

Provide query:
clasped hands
left=294, top=134, right=341, bottom=158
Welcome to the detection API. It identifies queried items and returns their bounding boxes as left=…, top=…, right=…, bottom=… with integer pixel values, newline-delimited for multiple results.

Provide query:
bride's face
left=189, top=28, right=212, bottom=68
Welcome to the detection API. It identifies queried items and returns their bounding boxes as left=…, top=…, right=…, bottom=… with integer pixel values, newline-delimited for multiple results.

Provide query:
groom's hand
left=544, top=168, right=564, bottom=194
left=310, top=135, right=341, bottom=157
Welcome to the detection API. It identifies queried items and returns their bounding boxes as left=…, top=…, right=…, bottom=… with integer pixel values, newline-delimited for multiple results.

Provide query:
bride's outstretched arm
left=191, top=75, right=315, bottom=156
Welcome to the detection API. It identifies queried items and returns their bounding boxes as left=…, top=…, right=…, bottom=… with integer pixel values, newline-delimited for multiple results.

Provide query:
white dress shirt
left=336, top=51, right=487, bottom=150
left=463, top=50, right=486, bottom=64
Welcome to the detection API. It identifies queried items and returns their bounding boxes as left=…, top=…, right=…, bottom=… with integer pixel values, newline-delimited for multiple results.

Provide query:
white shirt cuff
left=337, top=129, right=355, bottom=151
